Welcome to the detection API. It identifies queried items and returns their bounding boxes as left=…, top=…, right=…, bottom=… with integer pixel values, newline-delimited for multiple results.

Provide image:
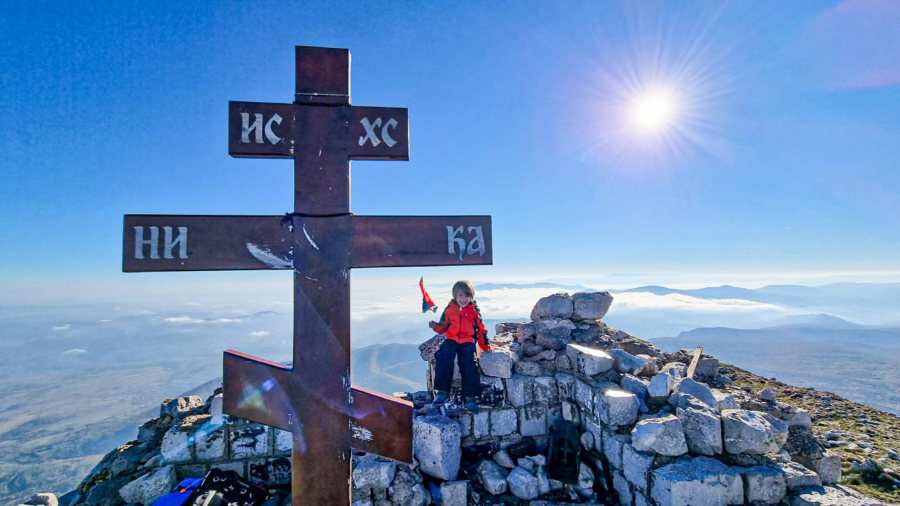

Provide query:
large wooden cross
left=123, top=46, right=493, bottom=504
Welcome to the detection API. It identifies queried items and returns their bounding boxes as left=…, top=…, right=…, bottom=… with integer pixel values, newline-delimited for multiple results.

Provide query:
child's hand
left=428, top=321, right=437, bottom=330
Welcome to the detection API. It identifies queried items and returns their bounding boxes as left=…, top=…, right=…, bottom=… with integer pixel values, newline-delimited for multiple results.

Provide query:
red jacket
left=433, top=300, right=490, bottom=350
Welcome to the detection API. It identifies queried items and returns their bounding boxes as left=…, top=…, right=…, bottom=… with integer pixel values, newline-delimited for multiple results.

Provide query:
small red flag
left=419, top=277, right=438, bottom=313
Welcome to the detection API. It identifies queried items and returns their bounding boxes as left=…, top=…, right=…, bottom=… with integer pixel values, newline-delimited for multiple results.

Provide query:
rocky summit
left=27, top=291, right=897, bottom=505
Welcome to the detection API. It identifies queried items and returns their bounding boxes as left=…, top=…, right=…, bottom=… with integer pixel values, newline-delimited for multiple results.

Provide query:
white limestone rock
left=677, top=406, right=723, bottom=456
left=477, top=460, right=509, bottom=495
left=742, top=466, right=787, bottom=504
left=670, top=378, right=718, bottom=409
left=610, top=349, right=645, bottom=375
left=479, top=350, right=514, bottom=379
left=507, top=467, right=540, bottom=500
left=530, top=293, right=574, bottom=320
left=160, top=396, right=203, bottom=418
left=622, top=443, right=655, bottom=494
left=352, top=455, right=397, bottom=491
left=648, top=373, right=676, bottom=401
left=631, top=415, right=688, bottom=456
left=505, top=374, right=533, bottom=407
left=565, top=344, right=614, bottom=376
left=440, top=480, right=468, bottom=506
left=160, top=427, right=193, bottom=463
left=119, top=465, right=178, bottom=505
left=572, top=291, right=613, bottom=320
left=778, top=461, right=822, bottom=491
left=490, top=409, right=518, bottom=437
left=230, top=425, right=269, bottom=459
left=660, top=362, right=688, bottom=378
left=518, top=406, right=548, bottom=436
left=413, top=416, right=461, bottom=480
left=493, top=449, right=515, bottom=469
left=650, top=457, right=744, bottom=506
left=722, top=410, right=781, bottom=455
left=597, top=388, right=640, bottom=427
left=713, top=391, right=739, bottom=411
left=533, top=376, right=558, bottom=405
left=602, top=431, right=631, bottom=470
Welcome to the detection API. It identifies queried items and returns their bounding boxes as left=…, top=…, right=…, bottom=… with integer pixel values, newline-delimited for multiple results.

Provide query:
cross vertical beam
left=290, top=47, right=353, bottom=503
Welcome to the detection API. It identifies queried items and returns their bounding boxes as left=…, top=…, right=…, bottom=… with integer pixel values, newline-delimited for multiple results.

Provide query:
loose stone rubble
left=59, top=290, right=888, bottom=506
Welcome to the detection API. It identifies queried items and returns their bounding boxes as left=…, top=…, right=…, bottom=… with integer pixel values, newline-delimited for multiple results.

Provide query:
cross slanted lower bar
left=123, top=46, right=493, bottom=504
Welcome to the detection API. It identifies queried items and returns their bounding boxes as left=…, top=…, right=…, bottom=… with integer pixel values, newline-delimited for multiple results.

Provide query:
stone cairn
left=59, top=291, right=884, bottom=506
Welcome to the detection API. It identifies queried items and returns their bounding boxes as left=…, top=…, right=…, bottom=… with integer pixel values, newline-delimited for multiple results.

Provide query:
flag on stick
left=419, top=277, right=438, bottom=313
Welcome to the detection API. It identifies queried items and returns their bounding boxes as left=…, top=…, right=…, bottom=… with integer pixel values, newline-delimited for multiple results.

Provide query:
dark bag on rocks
left=186, top=468, right=268, bottom=506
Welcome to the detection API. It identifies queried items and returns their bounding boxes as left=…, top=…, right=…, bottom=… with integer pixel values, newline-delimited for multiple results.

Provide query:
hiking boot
left=465, top=397, right=479, bottom=412
left=433, top=390, right=449, bottom=405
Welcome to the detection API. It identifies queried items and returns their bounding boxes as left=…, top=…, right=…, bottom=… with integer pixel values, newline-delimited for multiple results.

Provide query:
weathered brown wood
left=295, top=46, right=350, bottom=105
left=349, top=107, right=410, bottom=160
left=686, top=346, right=704, bottom=380
left=351, top=215, right=492, bottom=268
left=349, top=386, right=414, bottom=462
left=123, top=215, right=292, bottom=272
left=223, top=350, right=413, bottom=463
left=228, top=102, right=294, bottom=158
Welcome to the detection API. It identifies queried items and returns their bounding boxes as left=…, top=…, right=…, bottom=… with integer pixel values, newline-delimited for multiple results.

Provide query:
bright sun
left=631, top=89, right=679, bottom=131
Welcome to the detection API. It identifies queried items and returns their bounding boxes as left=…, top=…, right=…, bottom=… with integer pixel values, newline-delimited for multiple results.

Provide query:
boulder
left=571, top=291, right=613, bottom=320
left=507, top=467, right=540, bottom=500
left=603, top=431, right=631, bottom=470
left=479, top=350, right=514, bottom=379
left=160, top=396, right=203, bottom=418
left=418, top=334, right=445, bottom=361
left=439, top=481, right=468, bottom=506
left=413, top=416, right=461, bottom=480
left=493, top=449, right=515, bottom=469
left=713, top=391, right=739, bottom=411
left=505, top=375, right=533, bottom=407
left=635, top=355, right=660, bottom=376
left=620, top=374, right=649, bottom=401
left=741, top=466, right=787, bottom=504
left=530, top=293, right=574, bottom=320
left=490, top=409, right=518, bottom=436
left=648, top=373, right=676, bottom=401
left=650, top=457, right=744, bottom=506
left=622, top=443, right=655, bottom=493
left=514, top=361, right=542, bottom=376
left=160, top=427, right=193, bottom=463
left=795, top=451, right=842, bottom=485
left=536, top=329, right=569, bottom=351
left=692, top=356, right=719, bottom=381
left=565, top=344, right=614, bottom=376
left=477, top=460, right=509, bottom=495
left=610, top=349, right=645, bottom=375
left=778, top=461, right=821, bottom=492
left=631, top=415, right=688, bottom=456
left=536, top=317, right=577, bottom=334
left=352, top=455, right=397, bottom=491
left=677, top=406, right=723, bottom=456
left=597, top=388, right=640, bottom=426
left=670, top=378, right=717, bottom=409
left=660, top=362, right=687, bottom=378
left=722, top=410, right=780, bottom=455
left=532, top=376, right=558, bottom=405
left=523, top=343, right=545, bottom=357
left=118, top=465, right=178, bottom=505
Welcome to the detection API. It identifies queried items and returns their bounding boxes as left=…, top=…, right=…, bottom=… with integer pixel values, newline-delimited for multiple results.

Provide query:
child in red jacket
left=429, top=280, right=491, bottom=411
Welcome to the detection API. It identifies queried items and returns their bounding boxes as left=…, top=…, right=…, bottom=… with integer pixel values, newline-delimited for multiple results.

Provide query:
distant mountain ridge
left=475, top=282, right=596, bottom=292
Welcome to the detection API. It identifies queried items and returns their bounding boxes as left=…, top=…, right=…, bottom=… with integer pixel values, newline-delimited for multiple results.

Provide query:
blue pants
left=434, top=339, right=480, bottom=398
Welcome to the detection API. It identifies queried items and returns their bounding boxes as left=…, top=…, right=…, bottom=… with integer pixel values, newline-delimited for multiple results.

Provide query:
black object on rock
left=548, top=419, right=581, bottom=484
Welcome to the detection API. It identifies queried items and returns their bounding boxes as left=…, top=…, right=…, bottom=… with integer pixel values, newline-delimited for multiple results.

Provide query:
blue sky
left=2, top=0, right=899, bottom=303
